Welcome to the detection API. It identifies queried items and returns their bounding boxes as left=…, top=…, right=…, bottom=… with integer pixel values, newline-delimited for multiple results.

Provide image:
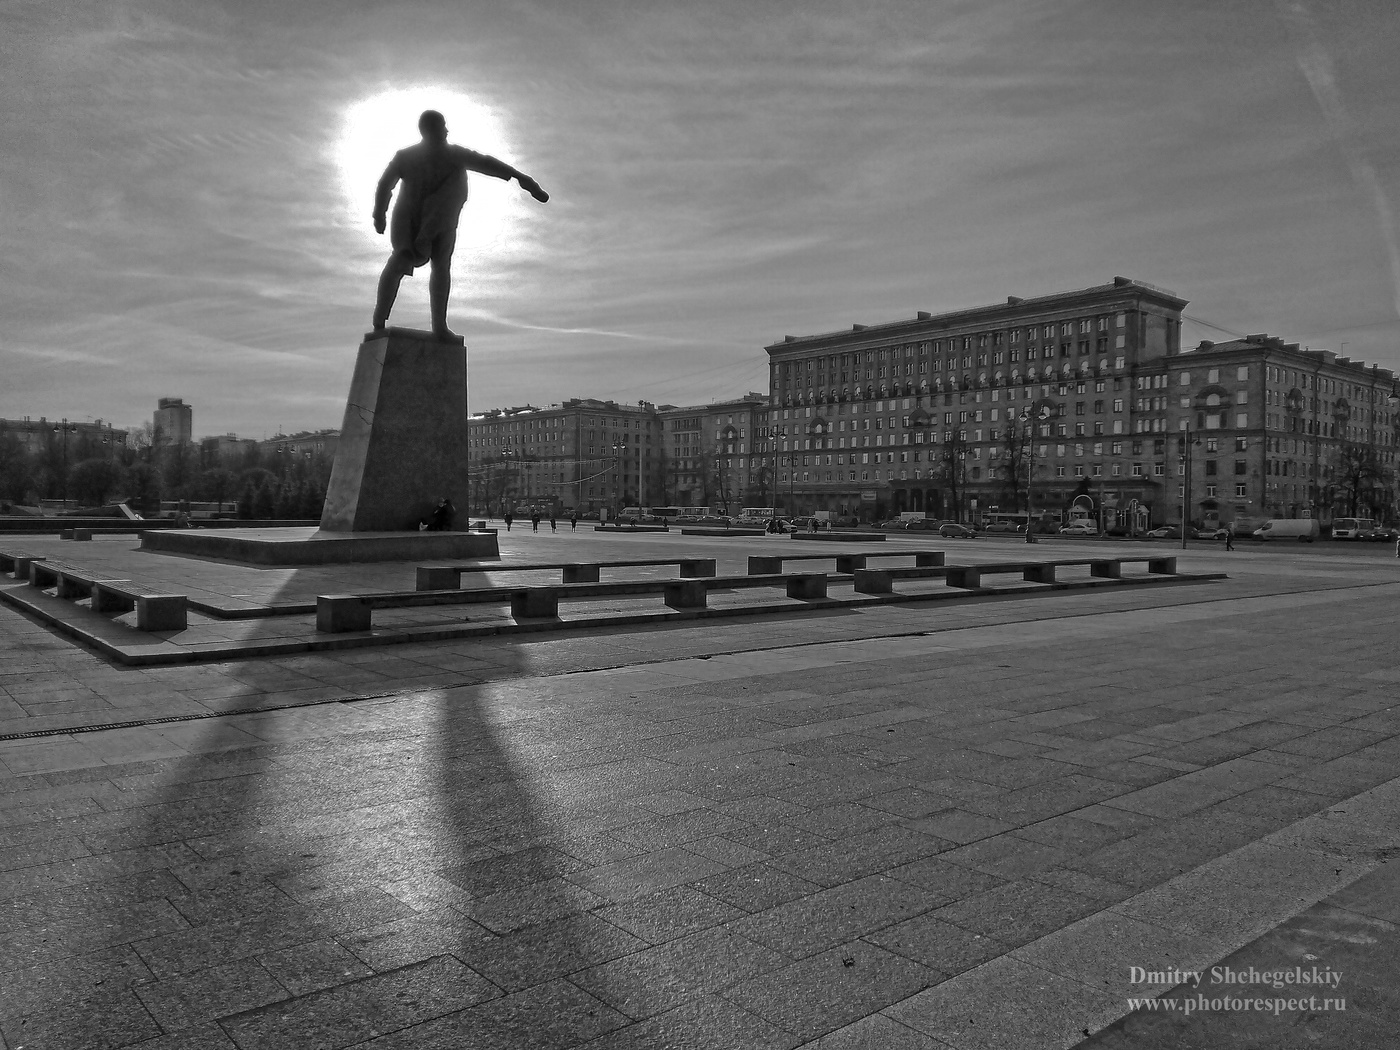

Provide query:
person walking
left=549, top=513, right=557, bottom=532
left=570, top=513, right=578, bottom=530
left=503, top=511, right=513, bottom=531
left=531, top=512, right=541, bottom=532
left=1225, top=523, right=1235, bottom=551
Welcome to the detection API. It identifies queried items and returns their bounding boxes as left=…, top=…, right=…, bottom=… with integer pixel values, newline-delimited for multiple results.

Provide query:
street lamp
left=610, top=442, right=627, bottom=516
left=53, top=419, right=78, bottom=507
left=500, top=448, right=517, bottom=517
left=1179, top=423, right=1201, bottom=551
left=1019, top=399, right=1053, bottom=544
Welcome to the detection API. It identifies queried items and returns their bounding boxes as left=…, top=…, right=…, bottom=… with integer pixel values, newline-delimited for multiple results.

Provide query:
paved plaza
left=2, top=529, right=1399, bottom=1048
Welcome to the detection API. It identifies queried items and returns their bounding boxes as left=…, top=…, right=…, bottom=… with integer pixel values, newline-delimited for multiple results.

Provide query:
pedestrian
left=570, top=513, right=578, bottom=530
left=1225, top=523, right=1234, bottom=551
left=504, top=511, right=513, bottom=531
left=531, top=512, right=541, bottom=532
left=549, top=513, right=557, bottom=531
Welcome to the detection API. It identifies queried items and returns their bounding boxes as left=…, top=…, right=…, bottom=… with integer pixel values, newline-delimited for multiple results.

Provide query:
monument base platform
left=141, top=527, right=499, bottom=566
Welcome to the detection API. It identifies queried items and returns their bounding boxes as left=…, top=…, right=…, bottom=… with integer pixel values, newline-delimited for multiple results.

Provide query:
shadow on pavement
left=0, top=655, right=636, bottom=1048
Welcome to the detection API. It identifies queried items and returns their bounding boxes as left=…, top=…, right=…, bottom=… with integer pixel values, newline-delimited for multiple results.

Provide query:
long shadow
left=0, top=641, right=634, bottom=1048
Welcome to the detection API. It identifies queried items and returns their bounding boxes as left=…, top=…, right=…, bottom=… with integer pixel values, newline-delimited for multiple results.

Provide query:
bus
left=738, top=506, right=783, bottom=523
left=1331, top=517, right=1375, bottom=540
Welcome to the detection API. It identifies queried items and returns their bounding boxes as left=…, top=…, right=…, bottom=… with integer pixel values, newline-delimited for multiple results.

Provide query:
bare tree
left=997, top=418, right=1031, bottom=511
left=1334, top=442, right=1389, bottom=517
left=931, top=430, right=972, bottom=522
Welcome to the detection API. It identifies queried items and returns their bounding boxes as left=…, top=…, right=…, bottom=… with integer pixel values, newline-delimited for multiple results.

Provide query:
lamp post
left=610, top=442, right=627, bottom=516
left=1180, top=423, right=1201, bottom=551
left=53, top=419, right=77, bottom=507
left=500, top=448, right=517, bottom=518
left=1019, top=399, right=1053, bottom=544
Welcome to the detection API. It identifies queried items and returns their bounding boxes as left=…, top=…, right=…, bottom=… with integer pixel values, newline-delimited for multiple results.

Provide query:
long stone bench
left=416, top=558, right=717, bottom=591
left=943, top=556, right=1178, bottom=590
left=748, top=550, right=945, bottom=575
left=24, top=559, right=187, bottom=630
left=855, top=556, right=1177, bottom=593
left=319, top=571, right=831, bottom=633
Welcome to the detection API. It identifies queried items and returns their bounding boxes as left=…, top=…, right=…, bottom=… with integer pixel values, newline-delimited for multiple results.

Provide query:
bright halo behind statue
left=334, top=87, right=520, bottom=254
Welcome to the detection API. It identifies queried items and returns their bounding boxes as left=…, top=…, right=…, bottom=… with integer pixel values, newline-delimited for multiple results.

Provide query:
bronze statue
left=372, top=110, right=548, bottom=339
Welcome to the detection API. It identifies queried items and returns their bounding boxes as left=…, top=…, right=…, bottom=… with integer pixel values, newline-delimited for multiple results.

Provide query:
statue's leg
left=373, top=251, right=414, bottom=330
left=429, top=230, right=458, bottom=339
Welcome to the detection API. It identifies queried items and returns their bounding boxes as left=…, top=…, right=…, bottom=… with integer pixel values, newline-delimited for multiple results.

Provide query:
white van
left=1253, top=518, right=1319, bottom=542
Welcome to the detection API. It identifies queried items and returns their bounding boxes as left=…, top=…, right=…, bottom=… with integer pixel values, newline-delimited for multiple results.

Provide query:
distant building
left=154, top=398, right=193, bottom=446
left=199, top=433, right=259, bottom=468
left=256, top=430, right=340, bottom=470
left=1147, top=336, right=1398, bottom=529
left=656, top=393, right=770, bottom=513
left=468, top=399, right=663, bottom=514
left=0, top=417, right=128, bottom=456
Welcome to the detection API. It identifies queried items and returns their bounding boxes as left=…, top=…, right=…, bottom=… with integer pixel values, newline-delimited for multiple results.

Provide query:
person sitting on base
left=371, top=110, right=548, bottom=339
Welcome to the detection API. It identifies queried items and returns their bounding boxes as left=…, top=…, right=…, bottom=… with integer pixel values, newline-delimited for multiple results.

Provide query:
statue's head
left=418, top=110, right=447, bottom=143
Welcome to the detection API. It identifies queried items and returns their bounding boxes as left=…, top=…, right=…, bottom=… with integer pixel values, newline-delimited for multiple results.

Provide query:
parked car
left=1145, top=525, right=1198, bottom=539
left=939, top=522, right=977, bottom=538
left=1366, top=524, right=1398, bottom=542
left=982, top=521, right=1019, bottom=533
left=902, top=518, right=942, bottom=531
left=875, top=518, right=907, bottom=530
left=1059, top=521, right=1098, bottom=536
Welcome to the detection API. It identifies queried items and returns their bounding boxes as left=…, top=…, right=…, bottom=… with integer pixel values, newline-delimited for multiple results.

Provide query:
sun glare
left=334, top=87, right=520, bottom=253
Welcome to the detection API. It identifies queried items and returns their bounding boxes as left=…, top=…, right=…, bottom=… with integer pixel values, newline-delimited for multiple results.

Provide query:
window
left=1234, top=460, right=1247, bottom=475
left=1178, top=372, right=1191, bottom=386
left=1235, top=483, right=1248, bottom=496
left=1237, top=366, right=1249, bottom=381
left=1206, top=460, right=1218, bottom=476
left=1236, top=413, right=1249, bottom=428
left=1206, top=484, right=1217, bottom=497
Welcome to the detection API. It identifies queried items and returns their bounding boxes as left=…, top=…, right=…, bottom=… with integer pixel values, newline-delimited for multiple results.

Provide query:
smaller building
left=154, top=397, right=193, bottom=446
left=656, top=393, right=771, bottom=514
left=468, top=399, right=663, bottom=515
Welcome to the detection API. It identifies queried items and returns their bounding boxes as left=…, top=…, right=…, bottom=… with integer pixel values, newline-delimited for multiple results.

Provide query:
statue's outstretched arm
left=372, top=157, right=402, bottom=234
left=464, top=150, right=549, bottom=203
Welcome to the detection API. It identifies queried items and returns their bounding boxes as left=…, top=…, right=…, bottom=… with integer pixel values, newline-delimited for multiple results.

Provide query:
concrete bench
left=59, top=529, right=94, bottom=541
left=0, top=550, right=47, bottom=579
left=416, top=558, right=717, bottom=591
left=26, top=559, right=187, bottom=631
left=87, top=579, right=188, bottom=631
left=748, top=550, right=944, bottom=575
left=319, top=571, right=831, bottom=632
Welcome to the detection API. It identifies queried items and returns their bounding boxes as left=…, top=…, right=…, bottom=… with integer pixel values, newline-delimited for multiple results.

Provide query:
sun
left=333, top=87, right=520, bottom=253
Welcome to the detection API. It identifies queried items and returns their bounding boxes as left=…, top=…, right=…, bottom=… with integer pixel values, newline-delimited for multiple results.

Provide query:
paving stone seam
left=877, top=774, right=1400, bottom=1049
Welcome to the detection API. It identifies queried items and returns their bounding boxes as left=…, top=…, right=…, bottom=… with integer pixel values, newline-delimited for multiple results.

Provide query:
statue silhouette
left=371, top=110, right=548, bottom=339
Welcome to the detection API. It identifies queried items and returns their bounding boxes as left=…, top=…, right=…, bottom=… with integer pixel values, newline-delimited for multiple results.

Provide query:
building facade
left=763, top=277, right=1188, bottom=524
left=1149, top=336, right=1398, bottom=529
left=467, top=399, right=664, bottom=515
left=656, top=393, right=770, bottom=513
left=0, top=418, right=129, bottom=457
left=154, top=397, right=192, bottom=446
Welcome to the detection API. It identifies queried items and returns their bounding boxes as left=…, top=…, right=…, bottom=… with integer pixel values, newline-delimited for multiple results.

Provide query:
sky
left=2, top=0, right=1398, bottom=439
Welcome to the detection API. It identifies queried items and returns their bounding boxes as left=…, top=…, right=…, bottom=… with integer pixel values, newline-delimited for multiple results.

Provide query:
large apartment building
left=763, top=276, right=1188, bottom=524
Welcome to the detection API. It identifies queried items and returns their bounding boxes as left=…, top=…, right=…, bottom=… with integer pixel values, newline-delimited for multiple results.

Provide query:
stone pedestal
left=321, top=328, right=472, bottom=532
